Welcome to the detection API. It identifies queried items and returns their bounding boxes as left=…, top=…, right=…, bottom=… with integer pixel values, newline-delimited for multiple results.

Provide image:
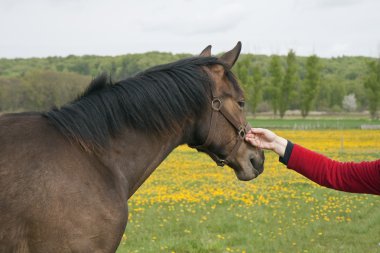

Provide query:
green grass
left=248, top=118, right=380, bottom=129
left=116, top=137, right=380, bottom=253
left=117, top=192, right=380, bottom=253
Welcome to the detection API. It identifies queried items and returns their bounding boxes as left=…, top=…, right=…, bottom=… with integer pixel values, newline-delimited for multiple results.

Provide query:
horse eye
left=238, top=101, right=245, bottom=108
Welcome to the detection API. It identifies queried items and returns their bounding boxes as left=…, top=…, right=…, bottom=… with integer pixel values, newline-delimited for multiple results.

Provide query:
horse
left=0, top=42, right=264, bottom=252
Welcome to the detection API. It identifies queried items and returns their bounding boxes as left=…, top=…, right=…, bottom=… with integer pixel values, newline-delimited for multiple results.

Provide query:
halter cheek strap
left=190, top=95, right=251, bottom=167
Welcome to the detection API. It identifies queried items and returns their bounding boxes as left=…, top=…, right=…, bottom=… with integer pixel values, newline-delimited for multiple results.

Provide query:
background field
left=248, top=118, right=380, bottom=129
left=117, top=127, right=380, bottom=253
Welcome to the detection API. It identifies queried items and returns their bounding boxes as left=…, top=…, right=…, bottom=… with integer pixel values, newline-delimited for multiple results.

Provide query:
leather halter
left=190, top=85, right=251, bottom=167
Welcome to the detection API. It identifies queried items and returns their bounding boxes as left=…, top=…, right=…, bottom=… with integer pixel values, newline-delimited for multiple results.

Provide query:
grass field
left=117, top=129, right=380, bottom=253
left=247, top=118, right=380, bottom=129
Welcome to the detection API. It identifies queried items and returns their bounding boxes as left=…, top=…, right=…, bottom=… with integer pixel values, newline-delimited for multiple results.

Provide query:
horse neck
left=99, top=129, right=184, bottom=199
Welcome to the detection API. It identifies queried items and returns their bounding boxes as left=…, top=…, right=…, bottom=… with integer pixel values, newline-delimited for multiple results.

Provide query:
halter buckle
left=211, top=98, right=223, bottom=111
left=216, top=159, right=227, bottom=167
left=238, top=126, right=247, bottom=139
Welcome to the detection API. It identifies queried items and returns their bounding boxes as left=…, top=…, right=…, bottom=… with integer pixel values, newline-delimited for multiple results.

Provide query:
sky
left=0, top=0, right=379, bottom=58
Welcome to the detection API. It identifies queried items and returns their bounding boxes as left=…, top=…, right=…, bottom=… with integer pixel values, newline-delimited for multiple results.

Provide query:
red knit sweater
left=287, top=144, right=380, bottom=195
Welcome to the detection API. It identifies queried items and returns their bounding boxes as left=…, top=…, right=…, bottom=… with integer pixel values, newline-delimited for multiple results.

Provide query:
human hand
left=245, top=128, right=288, bottom=157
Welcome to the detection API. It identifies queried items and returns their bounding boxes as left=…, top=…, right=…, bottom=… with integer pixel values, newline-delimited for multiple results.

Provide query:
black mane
left=43, top=56, right=236, bottom=151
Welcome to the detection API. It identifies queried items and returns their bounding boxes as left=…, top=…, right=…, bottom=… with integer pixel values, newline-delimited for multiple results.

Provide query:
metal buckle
left=216, top=159, right=226, bottom=167
left=211, top=98, right=223, bottom=111
left=238, top=126, right=246, bottom=139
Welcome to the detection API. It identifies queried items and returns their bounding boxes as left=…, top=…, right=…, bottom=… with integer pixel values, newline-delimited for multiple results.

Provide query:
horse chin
left=233, top=156, right=264, bottom=181
left=234, top=169, right=257, bottom=181
left=232, top=162, right=259, bottom=181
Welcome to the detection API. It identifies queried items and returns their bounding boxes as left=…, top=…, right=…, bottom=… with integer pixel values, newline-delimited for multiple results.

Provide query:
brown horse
left=0, top=42, right=264, bottom=252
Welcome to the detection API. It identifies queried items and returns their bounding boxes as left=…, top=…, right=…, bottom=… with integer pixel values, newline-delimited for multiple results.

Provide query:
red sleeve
left=287, top=144, right=380, bottom=195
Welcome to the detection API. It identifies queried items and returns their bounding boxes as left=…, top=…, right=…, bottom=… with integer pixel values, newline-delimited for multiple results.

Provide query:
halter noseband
left=190, top=85, right=251, bottom=167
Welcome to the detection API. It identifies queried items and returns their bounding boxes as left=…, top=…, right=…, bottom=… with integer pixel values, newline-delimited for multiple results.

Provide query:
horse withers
left=0, top=42, right=264, bottom=252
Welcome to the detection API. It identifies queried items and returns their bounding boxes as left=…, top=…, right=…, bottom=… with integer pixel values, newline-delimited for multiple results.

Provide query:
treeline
left=0, top=71, right=90, bottom=111
left=0, top=51, right=379, bottom=118
left=235, top=52, right=380, bottom=119
left=0, top=52, right=188, bottom=112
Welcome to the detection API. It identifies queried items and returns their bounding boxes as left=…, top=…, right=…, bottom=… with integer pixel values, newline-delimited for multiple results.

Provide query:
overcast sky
left=0, top=0, right=379, bottom=58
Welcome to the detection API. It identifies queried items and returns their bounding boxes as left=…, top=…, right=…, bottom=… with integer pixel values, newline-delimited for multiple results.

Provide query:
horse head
left=190, top=42, right=265, bottom=181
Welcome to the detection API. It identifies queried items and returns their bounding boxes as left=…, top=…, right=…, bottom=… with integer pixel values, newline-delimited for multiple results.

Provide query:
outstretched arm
left=288, top=144, right=380, bottom=194
left=245, top=128, right=380, bottom=195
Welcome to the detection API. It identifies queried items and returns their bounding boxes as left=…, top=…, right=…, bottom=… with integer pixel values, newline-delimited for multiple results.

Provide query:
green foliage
left=268, top=55, right=283, bottom=115
left=0, top=71, right=90, bottom=112
left=0, top=52, right=378, bottom=117
left=0, top=77, right=24, bottom=112
left=234, top=57, right=263, bottom=115
left=279, top=50, right=298, bottom=118
left=364, top=59, right=380, bottom=119
left=0, top=52, right=190, bottom=80
left=249, top=65, right=263, bottom=115
left=301, top=55, right=321, bottom=118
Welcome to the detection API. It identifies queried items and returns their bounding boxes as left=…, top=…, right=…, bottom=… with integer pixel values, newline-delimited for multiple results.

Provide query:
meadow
left=248, top=118, right=380, bottom=130
left=117, top=129, right=380, bottom=253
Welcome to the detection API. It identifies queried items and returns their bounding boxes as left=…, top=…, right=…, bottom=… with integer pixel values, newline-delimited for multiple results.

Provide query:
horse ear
left=200, top=45, right=212, bottom=57
left=219, top=41, right=242, bottom=69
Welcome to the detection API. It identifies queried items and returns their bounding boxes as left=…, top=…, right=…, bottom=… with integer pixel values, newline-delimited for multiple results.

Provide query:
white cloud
left=0, top=0, right=379, bottom=58
left=141, top=1, right=246, bottom=35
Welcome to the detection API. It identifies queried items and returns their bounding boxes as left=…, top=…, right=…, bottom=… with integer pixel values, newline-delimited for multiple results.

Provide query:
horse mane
left=43, top=56, right=238, bottom=151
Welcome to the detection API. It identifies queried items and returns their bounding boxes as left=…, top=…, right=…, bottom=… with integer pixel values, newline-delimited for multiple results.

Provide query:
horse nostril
left=250, top=156, right=265, bottom=175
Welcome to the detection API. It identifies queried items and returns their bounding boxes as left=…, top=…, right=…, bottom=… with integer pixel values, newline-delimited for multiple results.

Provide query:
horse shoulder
left=0, top=113, right=128, bottom=252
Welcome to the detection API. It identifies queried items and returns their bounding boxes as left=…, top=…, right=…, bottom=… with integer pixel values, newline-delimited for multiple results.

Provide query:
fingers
left=249, top=128, right=267, bottom=134
left=245, top=129, right=264, bottom=140
left=247, top=128, right=269, bottom=137
left=245, top=132, right=255, bottom=138
left=245, top=131, right=263, bottom=149
left=245, top=127, right=275, bottom=150
left=245, top=136, right=262, bottom=148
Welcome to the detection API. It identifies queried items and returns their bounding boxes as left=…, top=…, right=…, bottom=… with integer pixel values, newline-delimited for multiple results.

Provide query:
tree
left=364, top=59, right=380, bottom=119
left=268, top=55, right=283, bottom=116
left=0, top=77, right=26, bottom=111
left=279, top=50, right=298, bottom=118
left=301, top=55, right=321, bottom=118
left=342, top=93, right=357, bottom=112
left=328, top=80, right=345, bottom=110
left=234, top=58, right=263, bottom=115
left=249, top=65, right=263, bottom=115
left=20, top=71, right=91, bottom=111
left=68, top=62, right=90, bottom=75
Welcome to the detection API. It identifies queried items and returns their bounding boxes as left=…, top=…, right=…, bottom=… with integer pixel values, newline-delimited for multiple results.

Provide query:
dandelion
left=124, top=130, right=380, bottom=251
left=217, top=234, right=225, bottom=240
